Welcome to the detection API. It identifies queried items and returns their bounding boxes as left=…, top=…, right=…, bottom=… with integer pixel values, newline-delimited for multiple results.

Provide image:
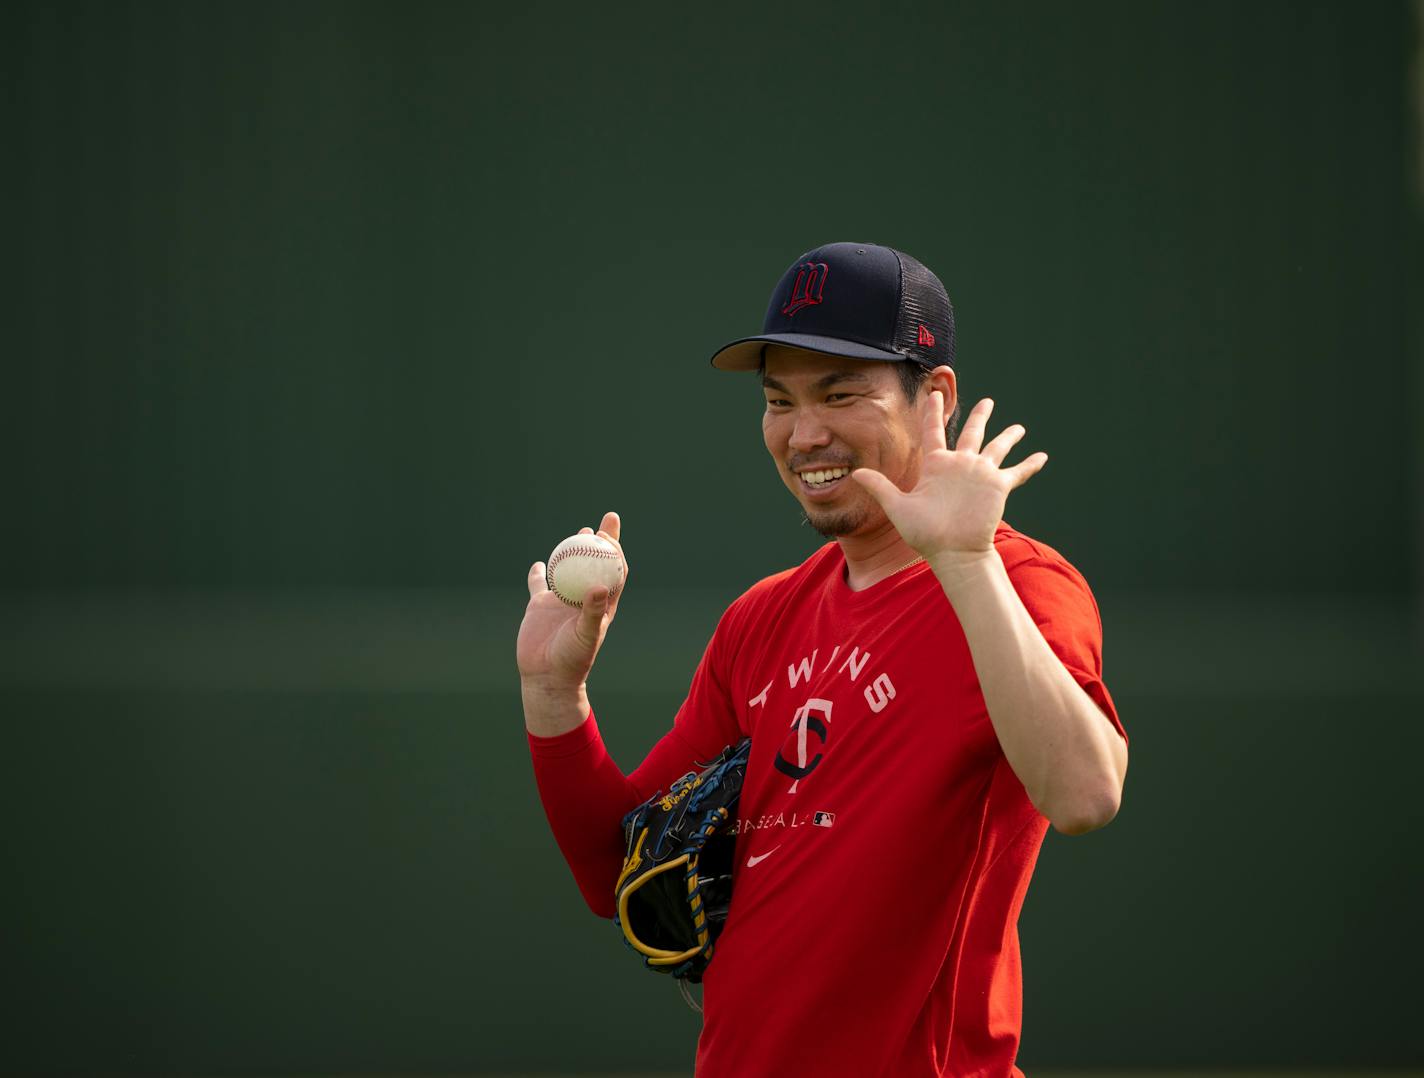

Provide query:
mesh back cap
left=709, top=242, right=955, bottom=372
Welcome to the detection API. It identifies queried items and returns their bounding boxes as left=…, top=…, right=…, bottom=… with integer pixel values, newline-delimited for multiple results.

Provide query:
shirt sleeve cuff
left=526, top=709, right=602, bottom=759
left=1061, top=665, right=1128, bottom=747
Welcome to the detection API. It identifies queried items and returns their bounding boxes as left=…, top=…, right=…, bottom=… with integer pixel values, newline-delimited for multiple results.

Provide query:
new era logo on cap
left=709, top=241, right=956, bottom=373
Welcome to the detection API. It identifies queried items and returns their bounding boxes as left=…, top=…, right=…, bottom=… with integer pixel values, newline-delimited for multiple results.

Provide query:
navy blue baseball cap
left=709, top=241, right=956, bottom=372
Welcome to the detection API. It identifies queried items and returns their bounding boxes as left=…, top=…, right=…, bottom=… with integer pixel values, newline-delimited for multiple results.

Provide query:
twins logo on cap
left=781, top=261, right=829, bottom=316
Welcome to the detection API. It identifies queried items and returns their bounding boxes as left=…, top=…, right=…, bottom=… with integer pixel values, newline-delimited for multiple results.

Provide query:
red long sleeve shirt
left=529, top=523, right=1126, bottom=1077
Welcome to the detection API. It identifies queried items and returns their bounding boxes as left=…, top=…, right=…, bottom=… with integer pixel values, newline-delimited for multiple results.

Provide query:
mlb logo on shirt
left=813, top=811, right=836, bottom=828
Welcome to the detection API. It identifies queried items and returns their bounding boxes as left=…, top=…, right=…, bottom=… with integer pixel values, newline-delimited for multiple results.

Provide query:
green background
left=4, top=0, right=1421, bottom=1073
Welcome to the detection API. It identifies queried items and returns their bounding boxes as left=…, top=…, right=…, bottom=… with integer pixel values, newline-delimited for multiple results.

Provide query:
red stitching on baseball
left=546, top=540, right=624, bottom=607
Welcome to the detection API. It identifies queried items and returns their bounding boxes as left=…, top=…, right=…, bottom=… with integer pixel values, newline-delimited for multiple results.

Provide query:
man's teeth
left=801, top=467, right=850, bottom=487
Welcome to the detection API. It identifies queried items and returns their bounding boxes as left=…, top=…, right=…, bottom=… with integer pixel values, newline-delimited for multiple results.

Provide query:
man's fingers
left=596, top=529, right=630, bottom=594
left=922, top=390, right=948, bottom=452
left=850, top=467, right=900, bottom=508
left=595, top=515, right=627, bottom=569
left=528, top=561, right=549, bottom=597
left=574, top=586, right=610, bottom=647
left=956, top=398, right=994, bottom=453
left=1006, top=451, right=1048, bottom=489
left=578, top=526, right=594, bottom=535
left=981, top=424, right=1026, bottom=467
left=595, top=513, right=629, bottom=591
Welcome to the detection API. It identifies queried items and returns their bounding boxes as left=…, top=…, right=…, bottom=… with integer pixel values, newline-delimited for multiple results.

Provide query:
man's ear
left=925, top=365, right=957, bottom=416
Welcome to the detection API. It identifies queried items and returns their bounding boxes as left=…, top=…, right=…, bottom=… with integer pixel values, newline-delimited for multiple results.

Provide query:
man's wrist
left=521, top=678, right=592, bottom=738
left=926, top=548, right=1004, bottom=604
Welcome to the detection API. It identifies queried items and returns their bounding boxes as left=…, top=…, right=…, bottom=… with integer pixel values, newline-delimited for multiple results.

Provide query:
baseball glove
left=614, top=738, right=751, bottom=985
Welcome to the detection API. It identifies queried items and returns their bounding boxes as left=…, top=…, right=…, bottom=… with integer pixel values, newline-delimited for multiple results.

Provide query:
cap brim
left=709, top=333, right=907, bottom=371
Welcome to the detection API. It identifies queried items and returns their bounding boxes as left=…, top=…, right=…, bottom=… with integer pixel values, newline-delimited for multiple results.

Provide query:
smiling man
left=518, top=242, right=1128, bottom=1078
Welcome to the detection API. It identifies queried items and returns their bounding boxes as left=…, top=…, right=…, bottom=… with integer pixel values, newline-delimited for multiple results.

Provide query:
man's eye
left=826, top=393, right=851, bottom=403
left=766, top=398, right=791, bottom=408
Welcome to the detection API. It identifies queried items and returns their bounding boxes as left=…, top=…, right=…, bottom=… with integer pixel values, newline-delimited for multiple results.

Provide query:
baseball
left=545, top=533, right=625, bottom=607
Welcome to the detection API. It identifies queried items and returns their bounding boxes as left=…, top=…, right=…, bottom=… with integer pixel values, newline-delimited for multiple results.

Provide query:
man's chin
left=802, top=505, right=870, bottom=538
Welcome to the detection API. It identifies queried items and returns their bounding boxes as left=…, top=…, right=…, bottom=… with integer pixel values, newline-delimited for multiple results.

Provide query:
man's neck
left=836, top=522, right=923, bottom=592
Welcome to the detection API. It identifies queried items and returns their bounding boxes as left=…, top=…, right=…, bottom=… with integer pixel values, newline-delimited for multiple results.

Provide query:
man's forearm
left=525, top=703, right=639, bottom=918
left=930, top=551, right=1127, bottom=834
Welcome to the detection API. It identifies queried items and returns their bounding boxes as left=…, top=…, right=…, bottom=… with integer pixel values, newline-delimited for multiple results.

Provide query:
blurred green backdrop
left=3, top=0, right=1421, bottom=1074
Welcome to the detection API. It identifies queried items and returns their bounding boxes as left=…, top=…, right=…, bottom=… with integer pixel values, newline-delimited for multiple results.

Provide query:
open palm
left=851, top=394, right=1047, bottom=563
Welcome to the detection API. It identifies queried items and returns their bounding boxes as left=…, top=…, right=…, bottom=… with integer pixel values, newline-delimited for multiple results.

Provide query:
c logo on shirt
left=774, top=698, right=832, bottom=793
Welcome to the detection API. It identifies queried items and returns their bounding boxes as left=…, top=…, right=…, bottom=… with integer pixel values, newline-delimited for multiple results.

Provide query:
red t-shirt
left=529, top=522, right=1126, bottom=1078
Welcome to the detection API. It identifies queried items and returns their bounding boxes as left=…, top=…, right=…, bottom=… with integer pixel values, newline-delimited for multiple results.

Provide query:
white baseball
left=545, top=534, right=625, bottom=607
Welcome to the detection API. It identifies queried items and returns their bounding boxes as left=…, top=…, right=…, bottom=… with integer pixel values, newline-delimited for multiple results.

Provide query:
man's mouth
left=795, top=465, right=852, bottom=494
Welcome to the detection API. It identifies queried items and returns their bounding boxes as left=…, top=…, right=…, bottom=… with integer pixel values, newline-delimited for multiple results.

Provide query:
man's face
left=760, top=346, right=925, bottom=538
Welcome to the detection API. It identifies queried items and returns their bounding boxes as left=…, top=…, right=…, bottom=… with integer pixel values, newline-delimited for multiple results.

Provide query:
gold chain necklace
left=890, top=553, right=925, bottom=576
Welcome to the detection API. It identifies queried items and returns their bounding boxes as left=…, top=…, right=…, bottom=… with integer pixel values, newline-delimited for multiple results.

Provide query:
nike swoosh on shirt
left=745, top=846, right=781, bottom=868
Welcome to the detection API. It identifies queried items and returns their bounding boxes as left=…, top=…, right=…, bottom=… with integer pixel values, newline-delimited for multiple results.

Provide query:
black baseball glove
left=614, top=738, right=751, bottom=984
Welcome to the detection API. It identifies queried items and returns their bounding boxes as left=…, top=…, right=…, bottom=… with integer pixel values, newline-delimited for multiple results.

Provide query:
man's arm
left=851, top=388, right=1127, bottom=835
left=518, top=511, right=639, bottom=914
left=930, top=550, right=1126, bottom=834
left=518, top=511, right=747, bottom=912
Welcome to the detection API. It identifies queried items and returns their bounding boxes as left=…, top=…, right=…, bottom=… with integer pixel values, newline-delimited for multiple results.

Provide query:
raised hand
left=850, top=394, right=1047, bottom=566
left=517, top=510, right=628, bottom=694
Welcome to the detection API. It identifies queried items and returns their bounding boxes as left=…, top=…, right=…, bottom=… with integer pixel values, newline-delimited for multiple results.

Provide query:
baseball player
left=518, top=242, right=1129, bottom=1077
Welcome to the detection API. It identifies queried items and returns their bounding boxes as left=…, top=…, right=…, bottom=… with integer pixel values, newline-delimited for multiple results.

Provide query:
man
left=518, top=242, right=1128, bottom=1077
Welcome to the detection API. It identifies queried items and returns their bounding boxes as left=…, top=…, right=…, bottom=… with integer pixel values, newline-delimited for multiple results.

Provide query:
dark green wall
left=6, top=0, right=1417, bottom=594
left=4, top=1, right=1421, bottom=1073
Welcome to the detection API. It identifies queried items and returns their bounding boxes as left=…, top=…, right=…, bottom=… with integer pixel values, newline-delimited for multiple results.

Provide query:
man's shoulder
left=721, top=543, right=840, bottom=621
left=993, top=520, right=1083, bottom=578
left=994, top=522, right=1105, bottom=608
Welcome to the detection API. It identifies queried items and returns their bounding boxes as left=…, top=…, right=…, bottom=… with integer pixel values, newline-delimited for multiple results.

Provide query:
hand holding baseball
left=517, top=511, right=629, bottom=695
left=851, top=395, right=1047, bottom=567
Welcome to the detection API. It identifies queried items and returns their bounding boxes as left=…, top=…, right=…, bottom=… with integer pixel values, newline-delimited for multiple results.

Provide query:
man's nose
left=788, top=411, right=832, bottom=452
